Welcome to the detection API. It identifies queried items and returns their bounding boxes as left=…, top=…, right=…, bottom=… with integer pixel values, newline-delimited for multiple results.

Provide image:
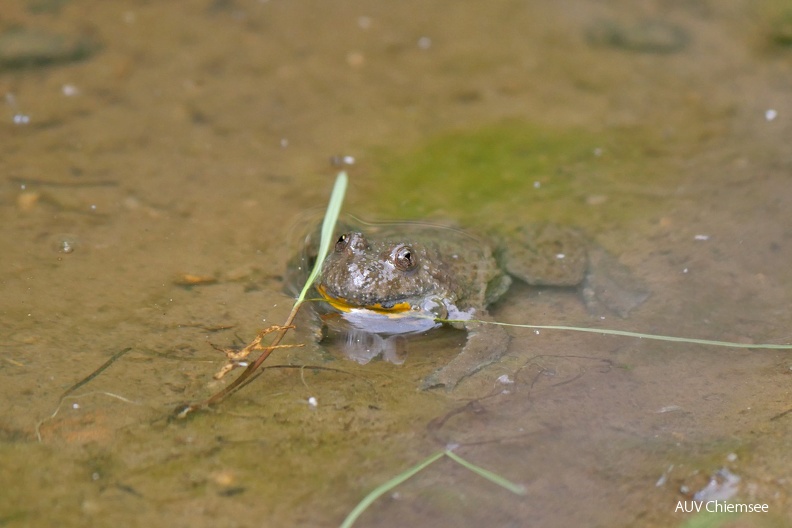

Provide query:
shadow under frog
left=286, top=220, right=648, bottom=390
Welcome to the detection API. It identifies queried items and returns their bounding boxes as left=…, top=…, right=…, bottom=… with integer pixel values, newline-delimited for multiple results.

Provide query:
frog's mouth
left=316, top=284, right=412, bottom=314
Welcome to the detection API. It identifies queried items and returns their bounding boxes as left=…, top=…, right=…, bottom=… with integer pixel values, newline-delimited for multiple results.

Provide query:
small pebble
left=346, top=51, right=365, bottom=68
left=17, top=191, right=40, bottom=211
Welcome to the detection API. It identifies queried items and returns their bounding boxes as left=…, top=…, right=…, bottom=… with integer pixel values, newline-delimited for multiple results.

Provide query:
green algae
left=371, top=121, right=677, bottom=231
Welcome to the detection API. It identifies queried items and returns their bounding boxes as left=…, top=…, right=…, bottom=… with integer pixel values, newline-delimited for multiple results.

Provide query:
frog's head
left=317, top=231, right=436, bottom=313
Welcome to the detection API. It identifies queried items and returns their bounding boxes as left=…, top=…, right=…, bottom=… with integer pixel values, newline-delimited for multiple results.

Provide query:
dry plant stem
left=212, top=325, right=301, bottom=379
left=176, top=171, right=347, bottom=418
left=178, top=302, right=304, bottom=416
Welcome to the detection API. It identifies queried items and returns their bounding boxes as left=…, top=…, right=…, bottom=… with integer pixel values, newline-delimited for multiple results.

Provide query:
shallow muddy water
left=2, top=1, right=792, bottom=527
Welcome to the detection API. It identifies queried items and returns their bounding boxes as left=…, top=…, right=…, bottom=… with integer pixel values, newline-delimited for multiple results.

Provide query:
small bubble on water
left=56, top=235, right=79, bottom=254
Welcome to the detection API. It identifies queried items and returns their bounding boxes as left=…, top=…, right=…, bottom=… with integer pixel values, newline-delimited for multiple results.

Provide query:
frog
left=286, top=219, right=648, bottom=390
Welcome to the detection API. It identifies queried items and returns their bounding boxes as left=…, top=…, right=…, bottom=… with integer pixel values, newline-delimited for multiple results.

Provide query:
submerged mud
left=1, top=1, right=791, bottom=527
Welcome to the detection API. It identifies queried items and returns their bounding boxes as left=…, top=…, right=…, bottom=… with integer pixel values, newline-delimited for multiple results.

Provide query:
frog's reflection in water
left=323, top=305, right=443, bottom=366
left=341, top=329, right=408, bottom=365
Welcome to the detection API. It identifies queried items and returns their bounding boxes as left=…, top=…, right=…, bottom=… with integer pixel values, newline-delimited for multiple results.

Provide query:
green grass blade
left=296, top=171, right=348, bottom=305
left=438, top=318, right=792, bottom=350
left=444, top=450, right=527, bottom=495
left=339, top=450, right=445, bottom=528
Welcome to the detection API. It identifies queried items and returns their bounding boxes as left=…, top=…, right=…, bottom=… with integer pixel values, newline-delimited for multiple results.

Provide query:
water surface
left=1, top=1, right=791, bottom=526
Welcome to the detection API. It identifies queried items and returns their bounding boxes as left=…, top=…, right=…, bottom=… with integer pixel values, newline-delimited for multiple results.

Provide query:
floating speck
left=417, top=36, right=432, bottom=49
left=693, top=234, right=710, bottom=241
left=765, top=109, right=778, bottom=121
left=308, top=396, right=318, bottom=407
left=331, top=154, right=357, bottom=166
left=62, top=84, right=79, bottom=96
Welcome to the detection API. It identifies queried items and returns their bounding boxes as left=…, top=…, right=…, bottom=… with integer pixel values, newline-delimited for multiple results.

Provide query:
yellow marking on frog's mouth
left=316, top=284, right=411, bottom=314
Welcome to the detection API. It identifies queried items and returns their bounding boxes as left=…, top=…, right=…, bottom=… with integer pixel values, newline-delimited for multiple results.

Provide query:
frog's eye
left=392, top=245, right=417, bottom=271
left=335, top=233, right=350, bottom=252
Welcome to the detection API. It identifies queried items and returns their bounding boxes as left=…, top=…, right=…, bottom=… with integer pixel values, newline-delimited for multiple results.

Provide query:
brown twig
left=174, top=303, right=305, bottom=418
